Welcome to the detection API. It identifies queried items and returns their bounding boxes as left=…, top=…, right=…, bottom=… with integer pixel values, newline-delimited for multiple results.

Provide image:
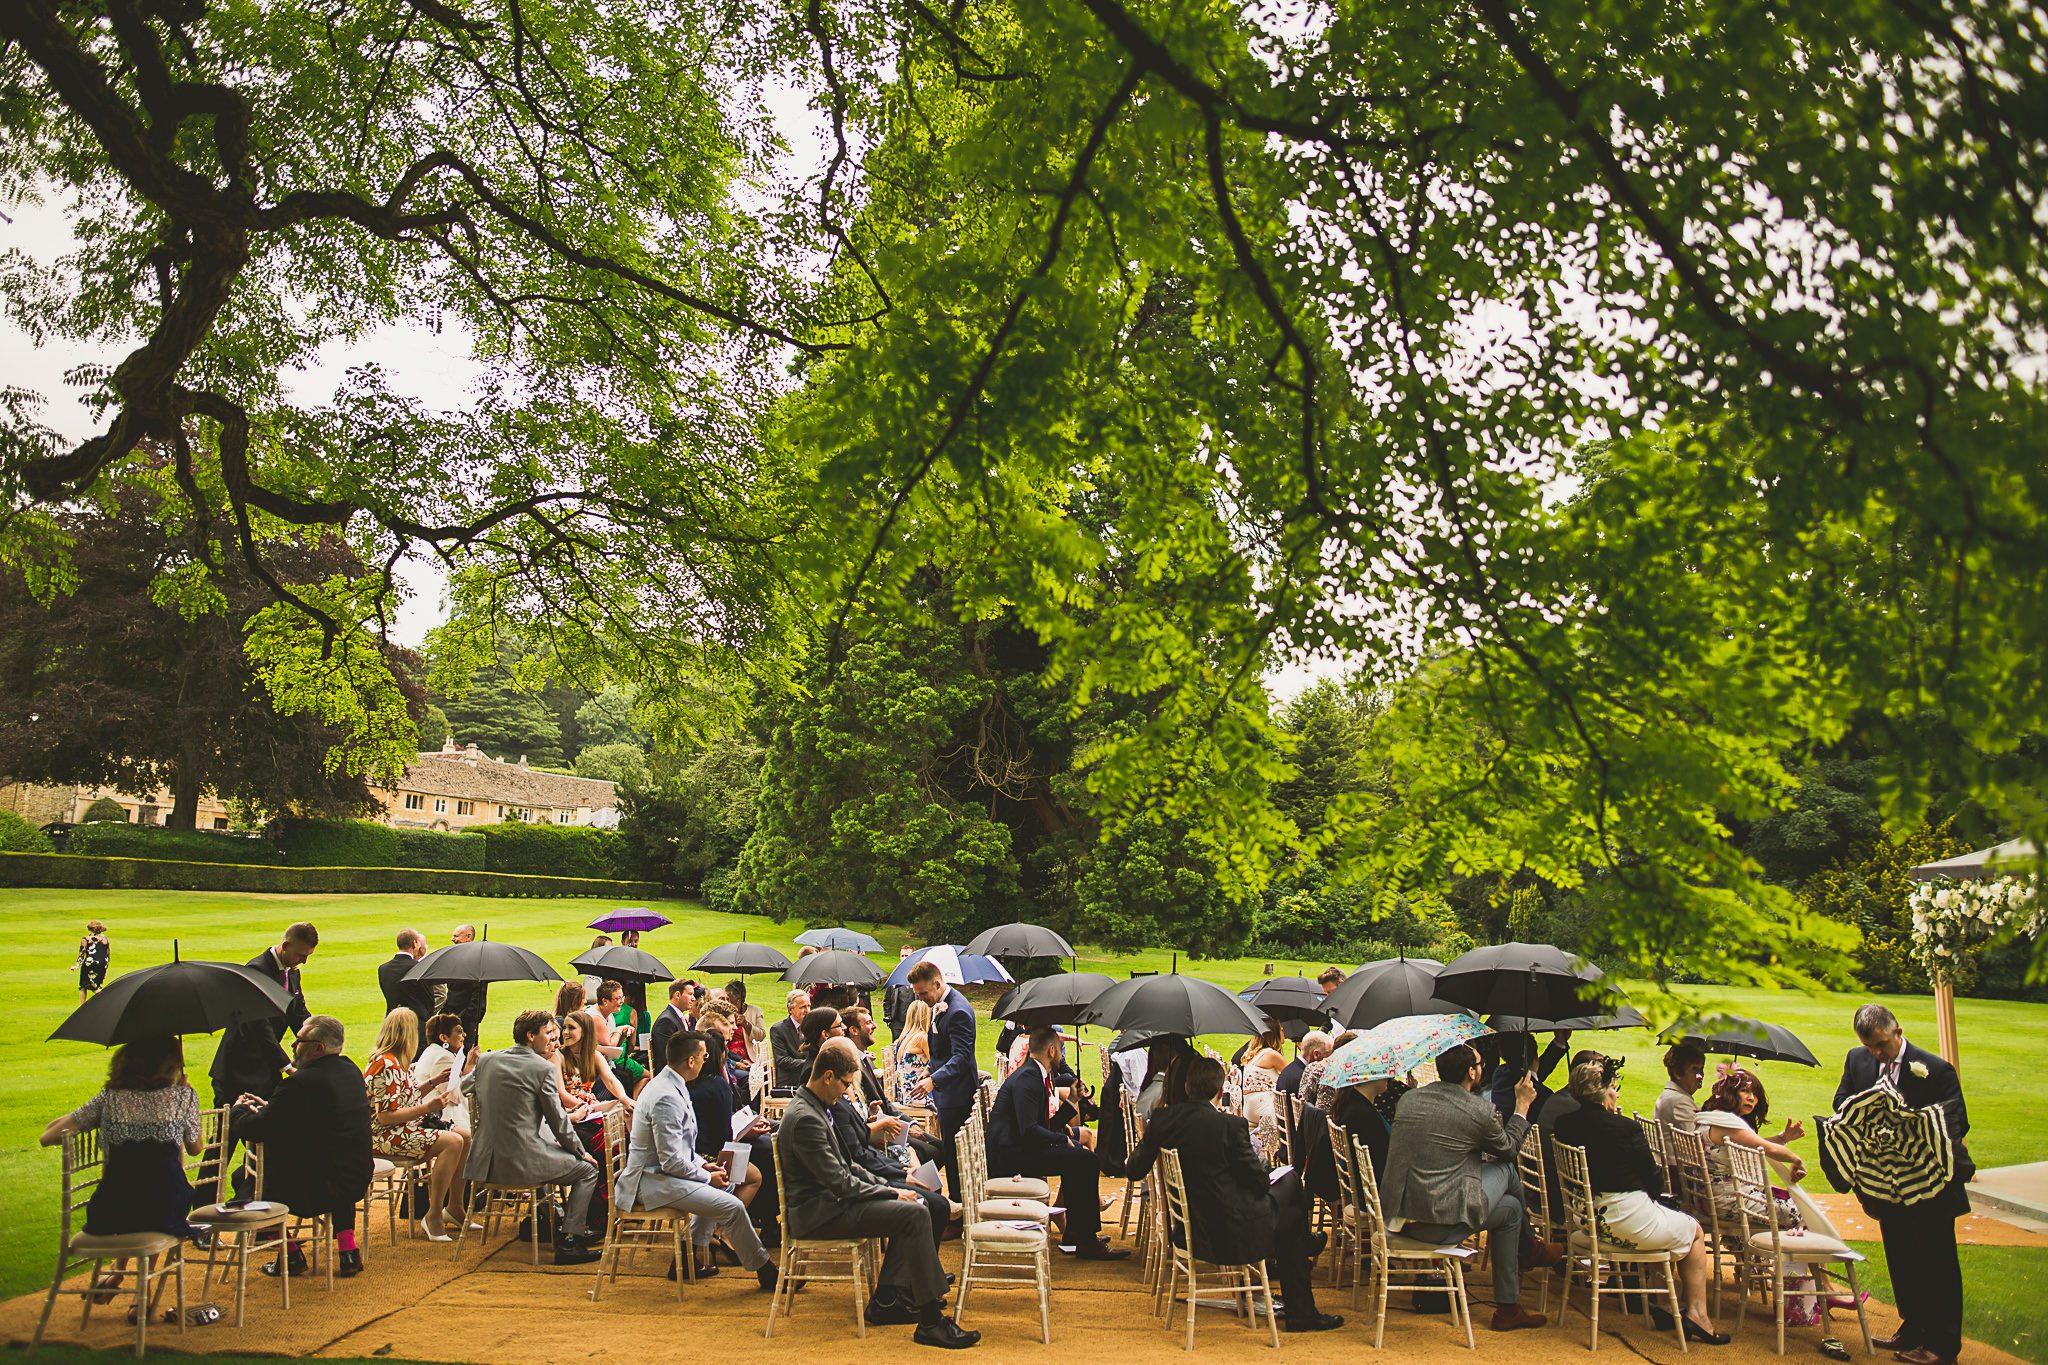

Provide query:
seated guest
left=1331, top=1075, right=1394, bottom=1181
left=554, top=980, right=589, bottom=1024
left=805, top=1007, right=951, bottom=1245
left=722, top=979, right=765, bottom=1094
left=589, top=980, right=645, bottom=1094
left=689, top=1005, right=770, bottom=1212
left=989, top=1026, right=1126, bottom=1259
left=232, top=1015, right=375, bottom=1278
left=363, top=1008, right=471, bottom=1241
left=617, top=1031, right=777, bottom=1287
left=889, top=998, right=934, bottom=1107
left=1135, top=1037, right=1195, bottom=1119
left=463, top=1009, right=603, bottom=1265
left=40, top=1036, right=206, bottom=1300
left=1382, top=1042, right=1556, bottom=1331
left=558, top=1010, right=633, bottom=1114
left=1655, top=1042, right=1706, bottom=1131
left=1126, top=1057, right=1342, bottom=1332
left=1553, top=1060, right=1728, bottom=1344
left=411, top=1013, right=474, bottom=1131
left=847, top=1006, right=943, bottom=1170
left=1488, top=1031, right=1571, bottom=1124
left=768, top=988, right=810, bottom=1093
left=777, top=1039, right=978, bottom=1348
left=650, top=978, right=692, bottom=1079
left=1697, top=1066, right=1807, bottom=1231
left=1277, top=1032, right=1328, bottom=1102
left=1299, top=1031, right=1357, bottom=1111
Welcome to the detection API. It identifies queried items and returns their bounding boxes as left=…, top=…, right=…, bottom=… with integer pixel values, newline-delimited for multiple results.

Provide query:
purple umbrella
left=588, top=908, right=672, bottom=933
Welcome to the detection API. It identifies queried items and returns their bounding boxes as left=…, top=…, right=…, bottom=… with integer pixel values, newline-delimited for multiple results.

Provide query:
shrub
left=276, top=818, right=399, bottom=867
left=394, top=827, right=486, bottom=871
left=470, top=822, right=643, bottom=880
left=65, top=821, right=281, bottom=864
left=1, top=851, right=662, bottom=899
left=0, top=809, right=55, bottom=853
left=81, top=797, right=129, bottom=824
left=700, top=864, right=739, bottom=913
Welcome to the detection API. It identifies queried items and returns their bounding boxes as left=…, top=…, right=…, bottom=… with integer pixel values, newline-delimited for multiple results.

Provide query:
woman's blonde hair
left=374, top=1008, right=420, bottom=1066
left=1566, top=1059, right=1611, bottom=1105
left=902, top=999, right=933, bottom=1039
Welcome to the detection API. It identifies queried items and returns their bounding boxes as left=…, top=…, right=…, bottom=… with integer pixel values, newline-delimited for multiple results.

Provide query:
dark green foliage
left=393, top=827, right=486, bottom=871
left=0, top=810, right=54, bottom=852
left=65, top=822, right=281, bottom=865
left=416, top=706, right=450, bottom=754
left=80, top=798, right=129, bottom=824
left=0, top=851, right=658, bottom=899
left=1741, top=758, right=1889, bottom=886
left=468, top=822, right=642, bottom=880
left=620, top=738, right=763, bottom=892
left=574, top=691, right=645, bottom=751
left=276, top=818, right=400, bottom=868
left=436, top=665, right=565, bottom=770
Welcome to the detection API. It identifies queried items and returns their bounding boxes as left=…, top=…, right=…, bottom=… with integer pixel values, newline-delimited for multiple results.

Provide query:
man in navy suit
left=208, top=921, right=317, bottom=1196
left=907, top=961, right=976, bottom=1199
left=988, top=1027, right=1128, bottom=1258
left=1833, top=1004, right=1974, bottom=1365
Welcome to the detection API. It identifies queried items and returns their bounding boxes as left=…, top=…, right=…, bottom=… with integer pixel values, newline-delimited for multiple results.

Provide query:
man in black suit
left=1127, top=1056, right=1342, bottom=1332
left=233, top=1013, right=373, bottom=1277
left=208, top=921, right=316, bottom=1196
left=438, top=923, right=489, bottom=1042
left=768, top=987, right=810, bottom=1093
left=649, top=978, right=691, bottom=1079
left=1834, top=1004, right=1973, bottom=1365
left=378, top=928, right=435, bottom=1038
left=987, top=1027, right=1126, bottom=1259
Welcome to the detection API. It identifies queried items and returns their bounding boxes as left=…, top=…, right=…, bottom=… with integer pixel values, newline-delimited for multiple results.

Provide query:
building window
left=212, top=817, right=229, bottom=830
left=555, top=811, right=571, bottom=824
left=433, top=798, right=447, bottom=813
left=404, top=794, right=424, bottom=810
left=457, top=800, right=474, bottom=815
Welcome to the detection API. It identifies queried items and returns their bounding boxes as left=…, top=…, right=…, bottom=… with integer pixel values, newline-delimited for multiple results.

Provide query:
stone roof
left=392, top=743, right=617, bottom=811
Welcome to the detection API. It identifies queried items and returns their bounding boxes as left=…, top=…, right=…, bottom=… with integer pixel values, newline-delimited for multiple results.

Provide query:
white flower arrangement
left=1907, top=874, right=2045, bottom=979
left=1909, top=1060, right=1930, bottom=1078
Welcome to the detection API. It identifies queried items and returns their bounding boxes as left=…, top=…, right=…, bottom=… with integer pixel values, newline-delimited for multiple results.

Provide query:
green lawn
left=2, top=888, right=2042, bottom=1359
left=1848, top=1239, right=2045, bottom=1364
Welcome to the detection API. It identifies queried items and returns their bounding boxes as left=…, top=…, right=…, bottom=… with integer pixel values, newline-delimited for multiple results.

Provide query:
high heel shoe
left=1683, top=1317, right=1732, bottom=1346
left=418, top=1217, right=453, bottom=1243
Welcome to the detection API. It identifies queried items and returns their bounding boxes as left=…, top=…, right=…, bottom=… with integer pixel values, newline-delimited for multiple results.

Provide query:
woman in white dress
left=411, top=1012, right=474, bottom=1132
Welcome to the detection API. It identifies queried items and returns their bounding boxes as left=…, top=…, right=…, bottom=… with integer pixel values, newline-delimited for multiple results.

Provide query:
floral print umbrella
left=1321, top=1012, right=1491, bottom=1088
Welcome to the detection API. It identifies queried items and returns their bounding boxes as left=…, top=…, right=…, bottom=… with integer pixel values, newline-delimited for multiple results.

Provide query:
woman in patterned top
left=40, top=1035, right=203, bottom=1298
left=363, top=1009, right=471, bottom=1240
left=76, top=920, right=111, bottom=1003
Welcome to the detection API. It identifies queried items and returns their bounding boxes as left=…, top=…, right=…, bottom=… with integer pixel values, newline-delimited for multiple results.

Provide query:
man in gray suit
left=462, top=1008, right=602, bottom=1265
left=777, top=1039, right=978, bottom=1349
left=618, top=1029, right=777, bottom=1289
left=1382, top=1042, right=1556, bottom=1331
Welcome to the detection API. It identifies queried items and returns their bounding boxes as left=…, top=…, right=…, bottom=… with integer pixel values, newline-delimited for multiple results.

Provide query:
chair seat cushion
left=985, top=1176, right=1052, bottom=1200
left=979, top=1198, right=1050, bottom=1221
left=72, top=1232, right=181, bottom=1254
left=968, top=1220, right=1048, bottom=1246
left=191, top=1203, right=292, bottom=1225
left=371, top=1158, right=395, bottom=1175
left=1750, top=1231, right=1856, bottom=1257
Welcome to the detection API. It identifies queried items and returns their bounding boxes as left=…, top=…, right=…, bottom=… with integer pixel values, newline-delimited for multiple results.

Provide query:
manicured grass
left=3, top=888, right=2041, bottom=1328
left=1847, top=1239, right=2046, bottom=1364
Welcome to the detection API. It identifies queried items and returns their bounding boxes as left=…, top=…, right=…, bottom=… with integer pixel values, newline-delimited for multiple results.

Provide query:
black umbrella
left=50, top=951, right=291, bottom=1045
left=781, top=949, right=884, bottom=988
left=1076, top=974, right=1268, bottom=1038
left=405, top=940, right=561, bottom=985
left=569, top=944, right=674, bottom=984
left=795, top=927, right=885, bottom=953
left=1662, top=1013, right=1820, bottom=1067
left=1433, top=942, right=1607, bottom=1022
left=1486, top=1005, right=1649, bottom=1032
left=1236, top=976, right=1329, bottom=1025
left=964, top=922, right=1076, bottom=959
left=1320, top=956, right=1453, bottom=1030
left=691, top=942, right=795, bottom=975
left=993, top=973, right=1117, bottom=1026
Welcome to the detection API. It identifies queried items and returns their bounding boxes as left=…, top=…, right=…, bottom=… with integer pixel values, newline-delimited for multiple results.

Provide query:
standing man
left=210, top=921, right=316, bottom=1195
left=1316, top=966, right=1347, bottom=996
left=988, top=1026, right=1126, bottom=1259
left=439, top=923, right=488, bottom=1042
left=1834, top=1004, right=1973, bottom=1365
left=907, top=961, right=975, bottom=1199
left=463, top=1009, right=603, bottom=1265
left=379, top=929, right=435, bottom=1040
left=650, top=978, right=691, bottom=1079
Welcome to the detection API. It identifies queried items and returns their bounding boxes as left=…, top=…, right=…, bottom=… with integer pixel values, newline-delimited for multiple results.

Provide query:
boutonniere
left=1909, top=1060, right=1929, bottom=1079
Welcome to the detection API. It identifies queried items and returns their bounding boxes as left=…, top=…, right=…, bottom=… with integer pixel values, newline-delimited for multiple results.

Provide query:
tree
left=81, top=797, right=129, bottom=824
left=415, top=705, right=450, bottom=754
left=434, top=662, right=565, bottom=769
left=574, top=741, right=649, bottom=791
left=9, top=0, right=2047, bottom=982
left=575, top=691, right=646, bottom=752
left=0, top=485, right=417, bottom=826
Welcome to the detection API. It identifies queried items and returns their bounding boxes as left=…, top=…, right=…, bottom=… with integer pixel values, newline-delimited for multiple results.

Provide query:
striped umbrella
left=1320, top=1012, right=1492, bottom=1088
left=1818, top=1080, right=1955, bottom=1207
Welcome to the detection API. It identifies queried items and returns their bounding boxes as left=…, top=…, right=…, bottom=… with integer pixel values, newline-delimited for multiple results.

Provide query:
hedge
left=277, top=818, right=397, bottom=867
left=65, top=822, right=282, bottom=864
left=0, top=809, right=55, bottom=853
left=0, top=851, right=662, bottom=899
left=466, top=822, right=643, bottom=880
left=395, top=827, right=487, bottom=871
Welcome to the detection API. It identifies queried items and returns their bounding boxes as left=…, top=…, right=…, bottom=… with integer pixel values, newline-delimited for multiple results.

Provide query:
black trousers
left=1002, top=1144, right=1103, bottom=1245
left=807, top=1194, right=947, bottom=1306
left=746, top=1134, right=780, bottom=1244
left=1879, top=1208, right=1962, bottom=1358
left=1268, top=1170, right=1321, bottom=1317
left=937, top=1104, right=970, bottom=1201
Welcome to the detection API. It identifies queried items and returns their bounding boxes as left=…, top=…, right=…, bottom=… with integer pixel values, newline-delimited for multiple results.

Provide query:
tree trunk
left=168, top=762, right=204, bottom=830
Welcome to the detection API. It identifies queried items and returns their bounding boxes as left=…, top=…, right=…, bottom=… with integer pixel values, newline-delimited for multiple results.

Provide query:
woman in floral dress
left=364, top=1009, right=471, bottom=1240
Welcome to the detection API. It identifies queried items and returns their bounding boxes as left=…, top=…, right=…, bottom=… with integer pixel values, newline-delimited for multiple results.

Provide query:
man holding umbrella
left=207, top=921, right=316, bottom=1195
